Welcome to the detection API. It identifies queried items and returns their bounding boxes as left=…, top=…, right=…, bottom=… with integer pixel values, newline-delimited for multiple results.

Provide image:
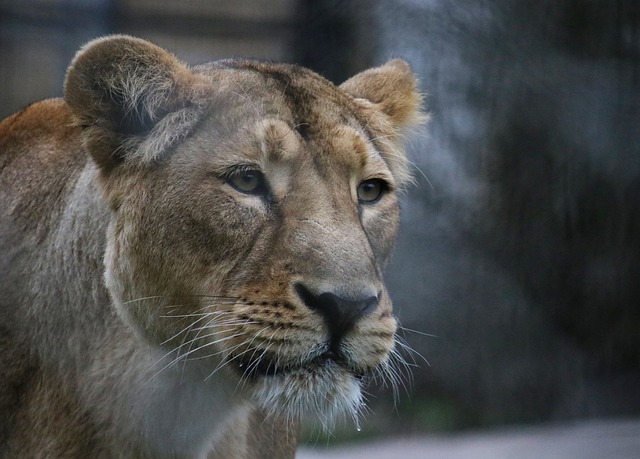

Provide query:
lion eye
left=357, top=179, right=387, bottom=204
left=226, top=168, right=266, bottom=195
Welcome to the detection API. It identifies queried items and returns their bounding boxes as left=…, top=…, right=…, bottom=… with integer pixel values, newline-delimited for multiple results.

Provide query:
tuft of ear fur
left=340, top=59, right=424, bottom=131
left=64, top=35, right=207, bottom=171
left=341, top=60, right=426, bottom=189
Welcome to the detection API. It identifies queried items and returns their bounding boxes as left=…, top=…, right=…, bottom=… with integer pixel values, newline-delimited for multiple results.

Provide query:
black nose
left=295, top=283, right=379, bottom=344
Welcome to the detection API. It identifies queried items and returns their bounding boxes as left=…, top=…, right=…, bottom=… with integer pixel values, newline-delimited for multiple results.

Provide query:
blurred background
left=2, top=0, right=639, bottom=451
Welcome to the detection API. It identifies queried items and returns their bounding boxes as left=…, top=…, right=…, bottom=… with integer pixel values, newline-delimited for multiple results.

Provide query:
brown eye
left=357, top=179, right=387, bottom=204
left=226, top=168, right=266, bottom=195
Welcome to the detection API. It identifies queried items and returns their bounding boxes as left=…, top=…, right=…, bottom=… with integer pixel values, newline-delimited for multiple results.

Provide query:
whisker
left=152, top=315, right=256, bottom=368
left=239, top=328, right=281, bottom=383
left=150, top=331, right=249, bottom=381
left=123, top=294, right=240, bottom=306
left=405, top=158, right=434, bottom=190
left=158, top=308, right=236, bottom=319
left=159, top=313, right=237, bottom=346
left=398, top=325, right=438, bottom=339
left=179, top=313, right=223, bottom=377
left=395, top=334, right=430, bottom=367
left=160, top=313, right=217, bottom=347
left=205, top=326, right=271, bottom=381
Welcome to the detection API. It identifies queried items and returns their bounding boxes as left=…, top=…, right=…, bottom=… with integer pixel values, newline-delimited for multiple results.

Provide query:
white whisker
left=150, top=331, right=248, bottom=381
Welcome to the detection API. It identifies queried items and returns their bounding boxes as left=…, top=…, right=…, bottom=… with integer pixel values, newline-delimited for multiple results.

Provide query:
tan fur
left=0, top=36, right=422, bottom=458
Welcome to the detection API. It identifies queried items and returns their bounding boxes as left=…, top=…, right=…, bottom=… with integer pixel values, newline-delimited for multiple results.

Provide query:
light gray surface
left=298, top=418, right=640, bottom=459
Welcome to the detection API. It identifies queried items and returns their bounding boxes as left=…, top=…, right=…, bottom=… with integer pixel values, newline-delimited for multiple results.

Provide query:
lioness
left=0, top=36, right=422, bottom=458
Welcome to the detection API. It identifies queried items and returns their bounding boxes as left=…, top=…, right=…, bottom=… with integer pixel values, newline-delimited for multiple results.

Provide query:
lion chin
left=250, top=358, right=365, bottom=428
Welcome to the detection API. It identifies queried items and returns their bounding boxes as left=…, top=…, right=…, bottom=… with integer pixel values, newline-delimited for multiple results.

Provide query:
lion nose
left=295, top=283, right=379, bottom=344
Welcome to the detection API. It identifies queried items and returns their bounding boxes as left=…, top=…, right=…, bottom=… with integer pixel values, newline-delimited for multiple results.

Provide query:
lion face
left=64, top=36, right=423, bottom=424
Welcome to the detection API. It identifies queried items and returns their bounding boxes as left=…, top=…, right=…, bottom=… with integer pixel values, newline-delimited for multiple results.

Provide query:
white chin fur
left=251, top=360, right=364, bottom=429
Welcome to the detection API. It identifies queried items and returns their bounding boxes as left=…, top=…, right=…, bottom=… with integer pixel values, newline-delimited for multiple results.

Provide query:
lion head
left=64, top=35, right=423, bottom=426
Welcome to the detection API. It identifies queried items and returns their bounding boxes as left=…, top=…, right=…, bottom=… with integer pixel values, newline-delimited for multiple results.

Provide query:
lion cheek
left=362, top=203, right=401, bottom=267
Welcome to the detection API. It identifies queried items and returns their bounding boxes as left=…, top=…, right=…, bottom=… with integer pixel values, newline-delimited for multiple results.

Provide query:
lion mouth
left=233, top=351, right=365, bottom=380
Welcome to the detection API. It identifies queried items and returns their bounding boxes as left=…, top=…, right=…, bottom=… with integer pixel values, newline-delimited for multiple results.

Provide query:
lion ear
left=64, top=35, right=204, bottom=171
left=341, top=60, right=425, bottom=189
left=340, top=59, right=423, bottom=130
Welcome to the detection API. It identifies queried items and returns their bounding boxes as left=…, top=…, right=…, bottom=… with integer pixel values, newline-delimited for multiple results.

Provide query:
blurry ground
left=298, top=417, right=640, bottom=459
